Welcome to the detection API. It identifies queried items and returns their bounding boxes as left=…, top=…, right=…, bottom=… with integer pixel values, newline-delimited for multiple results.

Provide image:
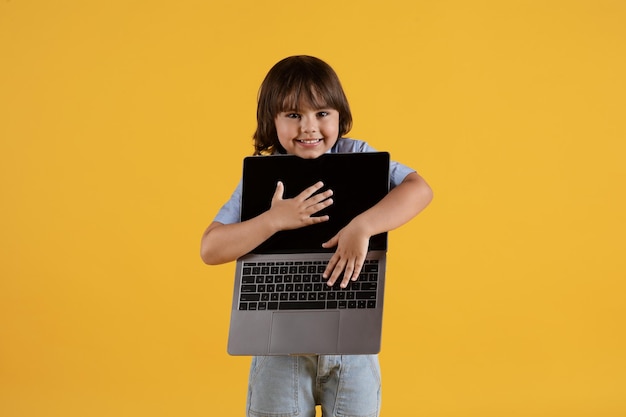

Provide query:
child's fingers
left=307, top=196, right=333, bottom=216
left=297, top=181, right=325, bottom=200
left=329, top=258, right=364, bottom=288
left=322, top=235, right=338, bottom=249
left=325, top=258, right=346, bottom=286
left=308, top=214, right=330, bottom=225
left=308, top=188, right=333, bottom=205
left=322, top=248, right=338, bottom=280
left=272, top=181, right=284, bottom=201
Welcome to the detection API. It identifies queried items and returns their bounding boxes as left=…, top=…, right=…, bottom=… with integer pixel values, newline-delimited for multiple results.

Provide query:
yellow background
left=1, top=0, right=625, bottom=416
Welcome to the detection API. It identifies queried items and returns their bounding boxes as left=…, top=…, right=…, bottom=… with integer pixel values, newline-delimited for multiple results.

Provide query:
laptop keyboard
left=238, top=260, right=380, bottom=311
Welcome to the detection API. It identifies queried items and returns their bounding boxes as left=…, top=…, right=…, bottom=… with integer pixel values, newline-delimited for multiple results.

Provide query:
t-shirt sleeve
left=355, top=140, right=416, bottom=189
left=389, top=160, right=416, bottom=189
left=213, top=179, right=242, bottom=224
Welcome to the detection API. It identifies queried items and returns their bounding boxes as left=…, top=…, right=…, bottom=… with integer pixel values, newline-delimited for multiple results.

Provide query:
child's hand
left=321, top=224, right=370, bottom=288
left=267, top=181, right=333, bottom=231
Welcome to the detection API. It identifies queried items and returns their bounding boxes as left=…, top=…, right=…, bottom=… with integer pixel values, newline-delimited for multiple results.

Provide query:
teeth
left=298, top=139, right=321, bottom=144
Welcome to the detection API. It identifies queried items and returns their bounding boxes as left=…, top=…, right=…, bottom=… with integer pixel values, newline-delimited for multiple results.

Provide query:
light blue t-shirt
left=213, top=138, right=415, bottom=225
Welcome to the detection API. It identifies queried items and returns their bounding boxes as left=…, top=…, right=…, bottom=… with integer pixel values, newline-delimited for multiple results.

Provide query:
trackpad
left=269, top=311, right=340, bottom=354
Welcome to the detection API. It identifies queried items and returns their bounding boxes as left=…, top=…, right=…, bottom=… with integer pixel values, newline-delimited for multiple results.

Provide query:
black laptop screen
left=241, top=152, right=390, bottom=254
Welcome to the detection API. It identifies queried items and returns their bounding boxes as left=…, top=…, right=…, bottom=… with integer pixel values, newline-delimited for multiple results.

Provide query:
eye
left=317, top=111, right=329, bottom=118
left=286, top=113, right=301, bottom=119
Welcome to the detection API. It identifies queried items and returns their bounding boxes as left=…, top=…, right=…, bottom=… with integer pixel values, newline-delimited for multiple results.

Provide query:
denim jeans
left=246, top=354, right=381, bottom=417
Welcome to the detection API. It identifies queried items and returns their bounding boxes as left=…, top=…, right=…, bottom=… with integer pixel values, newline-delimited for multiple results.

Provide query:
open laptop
left=227, top=152, right=390, bottom=355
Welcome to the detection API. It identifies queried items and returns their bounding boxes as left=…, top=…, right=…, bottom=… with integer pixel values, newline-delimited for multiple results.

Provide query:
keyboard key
left=278, top=301, right=326, bottom=310
left=356, top=291, right=377, bottom=300
left=240, top=293, right=260, bottom=302
left=241, top=285, right=256, bottom=293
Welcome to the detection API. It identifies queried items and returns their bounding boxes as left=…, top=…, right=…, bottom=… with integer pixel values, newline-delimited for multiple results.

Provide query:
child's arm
left=322, top=172, right=433, bottom=287
left=201, top=181, right=334, bottom=265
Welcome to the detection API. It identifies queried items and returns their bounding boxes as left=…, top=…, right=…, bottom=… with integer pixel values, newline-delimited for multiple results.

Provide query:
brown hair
left=253, top=56, right=353, bottom=155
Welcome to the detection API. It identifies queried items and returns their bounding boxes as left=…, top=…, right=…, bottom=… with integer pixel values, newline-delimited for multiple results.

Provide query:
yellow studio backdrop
left=1, top=0, right=625, bottom=416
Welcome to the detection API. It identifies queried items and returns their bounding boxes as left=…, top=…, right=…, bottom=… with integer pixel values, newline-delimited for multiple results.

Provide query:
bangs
left=276, top=82, right=333, bottom=113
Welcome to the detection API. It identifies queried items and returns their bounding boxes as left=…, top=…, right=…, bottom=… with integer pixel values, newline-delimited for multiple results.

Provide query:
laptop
left=227, top=152, right=390, bottom=355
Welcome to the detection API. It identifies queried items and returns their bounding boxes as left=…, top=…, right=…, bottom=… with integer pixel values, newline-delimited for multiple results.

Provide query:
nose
left=301, top=115, right=318, bottom=133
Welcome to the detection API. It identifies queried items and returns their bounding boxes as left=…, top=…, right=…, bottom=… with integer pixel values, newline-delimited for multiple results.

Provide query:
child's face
left=275, top=105, right=340, bottom=159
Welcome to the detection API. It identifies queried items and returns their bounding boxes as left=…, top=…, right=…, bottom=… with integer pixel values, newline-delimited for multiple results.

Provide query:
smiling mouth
left=296, top=139, right=322, bottom=144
